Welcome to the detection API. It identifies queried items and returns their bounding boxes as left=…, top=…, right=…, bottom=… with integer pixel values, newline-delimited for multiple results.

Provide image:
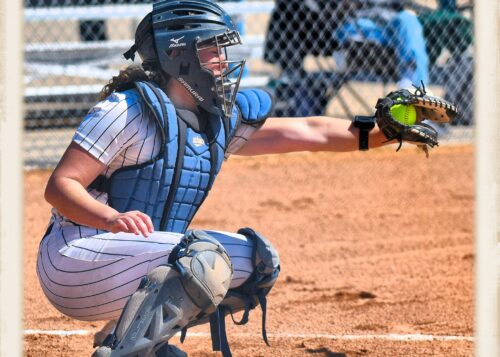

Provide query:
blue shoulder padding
left=235, top=89, right=273, bottom=123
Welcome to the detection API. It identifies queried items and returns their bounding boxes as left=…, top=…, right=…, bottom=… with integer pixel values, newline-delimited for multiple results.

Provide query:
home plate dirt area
left=24, top=145, right=474, bottom=356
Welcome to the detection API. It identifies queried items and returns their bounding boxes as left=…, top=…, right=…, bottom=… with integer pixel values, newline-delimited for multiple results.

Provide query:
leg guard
left=181, top=227, right=280, bottom=357
left=91, top=230, right=233, bottom=357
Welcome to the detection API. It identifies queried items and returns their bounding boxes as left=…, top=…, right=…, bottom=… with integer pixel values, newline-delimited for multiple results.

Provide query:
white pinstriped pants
left=36, top=226, right=255, bottom=321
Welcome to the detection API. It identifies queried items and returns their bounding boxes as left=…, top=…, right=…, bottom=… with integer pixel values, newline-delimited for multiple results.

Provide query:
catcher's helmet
left=125, top=0, right=245, bottom=118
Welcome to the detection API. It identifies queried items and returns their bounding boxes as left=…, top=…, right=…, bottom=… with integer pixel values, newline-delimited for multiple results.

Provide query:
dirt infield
left=24, top=145, right=474, bottom=356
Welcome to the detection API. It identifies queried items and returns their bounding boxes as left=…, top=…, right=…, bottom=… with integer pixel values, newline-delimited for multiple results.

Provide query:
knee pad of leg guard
left=201, top=228, right=280, bottom=356
left=243, top=227, right=280, bottom=289
left=227, top=227, right=280, bottom=311
left=168, top=229, right=234, bottom=314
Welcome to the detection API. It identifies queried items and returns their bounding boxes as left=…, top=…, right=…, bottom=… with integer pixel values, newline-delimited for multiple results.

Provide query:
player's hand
left=105, top=211, right=155, bottom=237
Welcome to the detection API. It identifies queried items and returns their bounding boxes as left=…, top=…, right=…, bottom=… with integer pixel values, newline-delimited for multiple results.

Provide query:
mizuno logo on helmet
left=170, top=36, right=184, bottom=44
left=169, top=36, right=186, bottom=48
left=177, top=77, right=205, bottom=102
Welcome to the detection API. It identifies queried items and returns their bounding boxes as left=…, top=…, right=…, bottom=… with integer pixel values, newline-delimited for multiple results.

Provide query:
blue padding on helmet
left=235, top=89, right=273, bottom=123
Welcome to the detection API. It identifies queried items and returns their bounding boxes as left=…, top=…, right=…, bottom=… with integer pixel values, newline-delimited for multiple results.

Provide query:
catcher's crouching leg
left=92, top=230, right=233, bottom=357
left=181, top=227, right=280, bottom=357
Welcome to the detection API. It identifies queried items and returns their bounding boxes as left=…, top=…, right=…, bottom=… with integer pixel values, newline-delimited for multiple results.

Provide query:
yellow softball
left=390, top=103, right=417, bottom=126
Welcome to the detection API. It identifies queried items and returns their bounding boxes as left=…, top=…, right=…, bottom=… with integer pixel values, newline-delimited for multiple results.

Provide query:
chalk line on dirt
left=24, top=330, right=473, bottom=342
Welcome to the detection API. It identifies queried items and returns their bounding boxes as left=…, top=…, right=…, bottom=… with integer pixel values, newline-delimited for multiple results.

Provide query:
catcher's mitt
left=375, top=83, right=458, bottom=156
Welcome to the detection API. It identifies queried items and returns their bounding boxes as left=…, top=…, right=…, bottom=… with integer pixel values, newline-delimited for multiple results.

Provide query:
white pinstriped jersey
left=38, top=89, right=262, bottom=321
left=50, top=89, right=260, bottom=239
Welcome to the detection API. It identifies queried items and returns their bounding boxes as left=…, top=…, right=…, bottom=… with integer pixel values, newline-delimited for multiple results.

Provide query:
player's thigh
left=36, top=231, right=183, bottom=320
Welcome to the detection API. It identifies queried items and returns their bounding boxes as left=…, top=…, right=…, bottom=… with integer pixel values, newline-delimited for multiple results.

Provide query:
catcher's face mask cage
left=128, top=0, right=245, bottom=119
left=197, top=30, right=245, bottom=118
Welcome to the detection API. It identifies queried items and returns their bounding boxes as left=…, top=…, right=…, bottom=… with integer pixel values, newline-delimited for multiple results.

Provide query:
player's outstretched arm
left=234, top=86, right=457, bottom=157
left=45, top=142, right=154, bottom=236
left=233, top=116, right=393, bottom=156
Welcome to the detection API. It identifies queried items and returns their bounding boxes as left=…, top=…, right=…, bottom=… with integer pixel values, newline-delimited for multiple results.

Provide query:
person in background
left=264, top=0, right=430, bottom=117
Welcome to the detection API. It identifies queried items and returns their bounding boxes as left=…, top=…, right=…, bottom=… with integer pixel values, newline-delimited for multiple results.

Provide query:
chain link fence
left=24, top=0, right=474, bottom=169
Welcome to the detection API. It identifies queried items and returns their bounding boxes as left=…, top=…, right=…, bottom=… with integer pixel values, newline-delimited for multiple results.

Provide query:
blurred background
left=24, top=0, right=474, bottom=169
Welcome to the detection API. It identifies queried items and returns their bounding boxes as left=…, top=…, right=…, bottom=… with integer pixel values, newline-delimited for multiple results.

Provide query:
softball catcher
left=37, top=1, right=456, bottom=356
